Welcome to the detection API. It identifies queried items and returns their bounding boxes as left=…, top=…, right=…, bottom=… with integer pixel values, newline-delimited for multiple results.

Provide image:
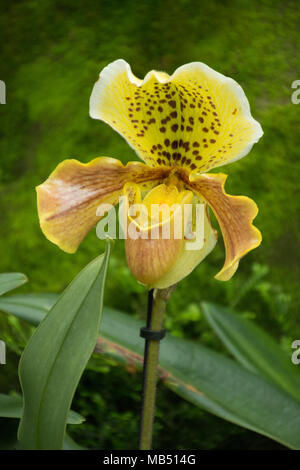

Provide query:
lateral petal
left=37, top=157, right=170, bottom=253
left=188, top=172, right=262, bottom=280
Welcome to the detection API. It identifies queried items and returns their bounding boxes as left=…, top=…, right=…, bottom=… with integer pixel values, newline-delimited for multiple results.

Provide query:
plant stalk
left=139, top=285, right=175, bottom=450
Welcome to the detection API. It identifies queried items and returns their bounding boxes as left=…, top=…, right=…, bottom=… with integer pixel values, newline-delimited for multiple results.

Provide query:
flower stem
left=139, top=285, right=175, bottom=450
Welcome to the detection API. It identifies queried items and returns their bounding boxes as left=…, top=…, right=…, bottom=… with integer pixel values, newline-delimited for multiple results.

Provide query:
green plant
left=0, top=263, right=299, bottom=449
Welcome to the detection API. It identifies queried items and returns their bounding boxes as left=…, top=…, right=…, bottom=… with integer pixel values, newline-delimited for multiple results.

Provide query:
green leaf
left=0, top=293, right=57, bottom=324
left=0, top=394, right=23, bottom=419
left=0, top=293, right=58, bottom=324
left=67, top=409, right=86, bottom=425
left=3, top=294, right=300, bottom=449
left=202, top=302, right=300, bottom=402
left=18, top=242, right=110, bottom=450
left=100, top=308, right=300, bottom=449
left=0, top=273, right=27, bottom=296
left=0, top=393, right=85, bottom=424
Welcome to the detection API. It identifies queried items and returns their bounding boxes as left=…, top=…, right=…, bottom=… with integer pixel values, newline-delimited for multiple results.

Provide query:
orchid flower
left=37, top=60, right=263, bottom=289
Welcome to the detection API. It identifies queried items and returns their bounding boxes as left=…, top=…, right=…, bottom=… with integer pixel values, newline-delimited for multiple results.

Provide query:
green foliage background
left=0, top=0, right=299, bottom=449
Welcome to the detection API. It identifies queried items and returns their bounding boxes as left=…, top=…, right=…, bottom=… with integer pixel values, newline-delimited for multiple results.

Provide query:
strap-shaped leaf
left=18, top=242, right=110, bottom=450
left=100, top=308, right=300, bottom=449
left=0, top=293, right=57, bottom=324
left=0, top=294, right=56, bottom=323
left=0, top=273, right=27, bottom=296
left=0, top=394, right=84, bottom=424
left=2, top=293, right=300, bottom=448
left=202, top=302, right=300, bottom=402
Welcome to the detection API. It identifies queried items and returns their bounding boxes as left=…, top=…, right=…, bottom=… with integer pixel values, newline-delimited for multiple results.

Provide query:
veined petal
left=124, top=183, right=193, bottom=286
left=90, top=60, right=262, bottom=172
left=153, top=204, right=217, bottom=289
left=188, top=172, right=262, bottom=281
left=124, top=184, right=217, bottom=288
left=37, top=157, right=170, bottom=253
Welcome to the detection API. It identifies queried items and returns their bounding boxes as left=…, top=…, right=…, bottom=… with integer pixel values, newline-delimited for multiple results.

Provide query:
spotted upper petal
left=90, top=60, right=263, bottom=173
left=36, top=157, right=170, bottom=253
left=187, top=172, right=262, bottom=280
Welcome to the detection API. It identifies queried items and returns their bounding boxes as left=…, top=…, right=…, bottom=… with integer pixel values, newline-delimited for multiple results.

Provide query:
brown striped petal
left=188, top=172, right=262, bottom=280
left=36, top=157, right=170, bottom=253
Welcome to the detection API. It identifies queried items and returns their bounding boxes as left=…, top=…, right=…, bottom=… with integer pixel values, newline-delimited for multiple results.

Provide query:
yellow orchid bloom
left=37, top=59, right=263, bottom=288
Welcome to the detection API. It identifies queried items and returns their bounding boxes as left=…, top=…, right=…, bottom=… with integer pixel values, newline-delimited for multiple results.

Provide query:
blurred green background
left=0, top=0, right=299, bottom=449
